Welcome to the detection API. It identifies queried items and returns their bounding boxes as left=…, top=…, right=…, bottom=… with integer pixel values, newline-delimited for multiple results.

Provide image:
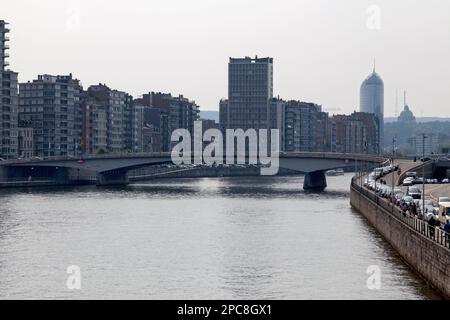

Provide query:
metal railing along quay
left=351, top=177, right=450, bottom=250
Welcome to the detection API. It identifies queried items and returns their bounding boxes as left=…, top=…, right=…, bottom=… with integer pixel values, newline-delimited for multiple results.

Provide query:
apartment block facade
left=83, top=84, right=133, bottom=154
left=332, top=112, right=380, bottom=155
left=19, top=74, right=83, bottom=157
left=135, top=92, right=199, bottom=151
left=280, top=101, right=329, bottom=152
left=0, top=20, right=19, bottom=159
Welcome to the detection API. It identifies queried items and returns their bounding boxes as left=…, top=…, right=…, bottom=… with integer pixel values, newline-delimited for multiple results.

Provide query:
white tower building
left=360, top=65, right=384, bottom=150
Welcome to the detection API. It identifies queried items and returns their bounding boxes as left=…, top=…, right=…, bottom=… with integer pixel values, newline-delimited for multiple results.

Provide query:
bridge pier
left=303, top=170, right=327, bottom=192
left=96, top=170, right=129, bottom=186
left=0, top=166, right=6, bottom=181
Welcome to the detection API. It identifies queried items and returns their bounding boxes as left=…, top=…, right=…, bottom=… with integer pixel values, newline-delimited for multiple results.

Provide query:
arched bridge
left=0, top=152, right=386, bottom=191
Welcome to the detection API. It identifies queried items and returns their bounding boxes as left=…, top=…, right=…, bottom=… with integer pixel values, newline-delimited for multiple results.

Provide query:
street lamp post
left=422, top=134, right=427, bottom=217
left=392, top=136, right=396, bottom=210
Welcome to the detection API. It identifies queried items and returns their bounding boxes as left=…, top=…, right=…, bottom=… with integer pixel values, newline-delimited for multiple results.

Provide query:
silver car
left=407, top=187, right=422, bottom=199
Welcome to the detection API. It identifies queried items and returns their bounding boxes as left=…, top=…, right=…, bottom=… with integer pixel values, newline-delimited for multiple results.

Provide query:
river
left=0, top=174, right=440, bottom=299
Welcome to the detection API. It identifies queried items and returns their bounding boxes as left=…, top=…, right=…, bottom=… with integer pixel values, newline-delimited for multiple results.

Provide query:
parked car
left=407, top=187, right=422, bottom=199
left=442, top=178, right=449, bottom=184
left=402, top=196, right=414, bottom=206
left=406, top=172, right=417, bottom=178
left=394, top=191, right=405, bottom=202
left=402, top=177, right=414, bottom=186
left=373, top=169, right=383, bottom=178
left=423, top=200, right=435, bottom=216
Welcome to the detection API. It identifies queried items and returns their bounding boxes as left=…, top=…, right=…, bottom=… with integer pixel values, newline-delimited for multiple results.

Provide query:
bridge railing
left=351, top=177, right=450, bottom=250
left=1, top=152, right=386, bottom=167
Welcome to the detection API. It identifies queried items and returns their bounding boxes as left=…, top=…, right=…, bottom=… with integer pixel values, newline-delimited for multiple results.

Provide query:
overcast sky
left=3, top=0, right=450, bottom=116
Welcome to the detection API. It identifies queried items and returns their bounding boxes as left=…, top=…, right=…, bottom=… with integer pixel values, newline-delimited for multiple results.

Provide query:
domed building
left=398, top=104, right=416, bottom=123
left=398, top=92, right=416, bottom=124
left=360, top=66, right=384, bottom=148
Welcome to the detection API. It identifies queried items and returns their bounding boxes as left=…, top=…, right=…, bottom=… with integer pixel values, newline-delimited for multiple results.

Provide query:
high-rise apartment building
left=278, top=100, right=330, bottom=152
left=84, top=84, right=132, bottom=154
left=169, top=94, right=200, bottom=138
left=82, top=93, right=108, bottom=155
left=0, top=20, right=19, bottom=159
left=129, top=104, right=162, bottom=153
left=219, top=98, right=229, bottom=131
left=332, top=112, right=379, bottom=155
left=223, top=56, right=273, bottom=131
left=135, top=92, right=199, bottom=152
left=19, top=74, right=83, bottom=157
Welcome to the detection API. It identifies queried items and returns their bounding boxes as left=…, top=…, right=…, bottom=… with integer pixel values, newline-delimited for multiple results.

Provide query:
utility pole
left=392, top=136, right=396, bottom=209
left=422, top=133, right=427, bottom=217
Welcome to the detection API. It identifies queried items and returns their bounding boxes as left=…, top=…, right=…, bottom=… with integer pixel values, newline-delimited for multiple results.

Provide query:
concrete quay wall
left=350, top=185, right=450, bottom=299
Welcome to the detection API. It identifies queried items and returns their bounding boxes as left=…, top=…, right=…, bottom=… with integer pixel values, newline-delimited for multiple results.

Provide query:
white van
left=438, top=202, right=450, bottom=225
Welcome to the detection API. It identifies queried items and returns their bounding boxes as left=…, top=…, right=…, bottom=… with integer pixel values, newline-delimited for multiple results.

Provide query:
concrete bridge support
left=0, top=166, right=7, bottom=181
left=96, top=170, right=129, bottom=186
left=303, top=170, right=327, bottom=192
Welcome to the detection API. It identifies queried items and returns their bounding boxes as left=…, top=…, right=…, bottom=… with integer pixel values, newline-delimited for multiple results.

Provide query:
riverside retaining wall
left=350, top=184, right=450, bottom=299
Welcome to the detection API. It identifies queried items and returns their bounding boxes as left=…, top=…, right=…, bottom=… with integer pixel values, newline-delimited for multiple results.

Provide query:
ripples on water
left=0, top=175, right=440, bottom=299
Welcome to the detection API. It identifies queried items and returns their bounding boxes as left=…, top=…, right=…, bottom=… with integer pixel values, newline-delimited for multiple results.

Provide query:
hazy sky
left=3, top=0, right=450, bottom=116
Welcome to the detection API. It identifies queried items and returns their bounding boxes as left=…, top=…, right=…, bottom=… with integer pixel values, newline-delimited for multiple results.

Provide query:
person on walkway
left=401, top=202, right=408, bottom=216
left=411, top=202, right=417, bottom=216
left=444, top=221, right=450, bottom=248
left=428, top=215, right=437, bottom=239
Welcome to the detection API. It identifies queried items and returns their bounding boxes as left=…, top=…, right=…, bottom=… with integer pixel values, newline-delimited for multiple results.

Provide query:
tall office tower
left=224, top=56, right=273, bottom=131
left=0, top=20, right=19, bottom=159
left=19, top=74, right=83, bottom=157
left=360, top=66, right=384, bottom=150
left=84, top=84, right=132, bottom=154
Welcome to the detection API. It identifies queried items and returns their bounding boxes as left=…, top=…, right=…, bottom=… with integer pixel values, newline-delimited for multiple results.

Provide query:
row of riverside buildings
left=220, top=56, right=381, bottom=155
left=17, top=77, right=200, bottom=158
left=1, top=20, right=380, bottom=160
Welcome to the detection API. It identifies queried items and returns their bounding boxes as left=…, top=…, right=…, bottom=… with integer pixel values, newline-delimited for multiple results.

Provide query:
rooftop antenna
left=395, top=89, right=399, bottom=116
left=404, top=90, right=407, bottom=107
left=373, top=58, right=376, bottom=73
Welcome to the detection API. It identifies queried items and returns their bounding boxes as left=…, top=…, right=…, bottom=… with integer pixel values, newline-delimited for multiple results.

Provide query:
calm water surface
left=0, top=175, right=440, bottom=299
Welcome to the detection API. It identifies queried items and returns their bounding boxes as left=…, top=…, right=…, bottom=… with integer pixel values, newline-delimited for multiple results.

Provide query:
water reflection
left=0, top=174, right=442, bottom=299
